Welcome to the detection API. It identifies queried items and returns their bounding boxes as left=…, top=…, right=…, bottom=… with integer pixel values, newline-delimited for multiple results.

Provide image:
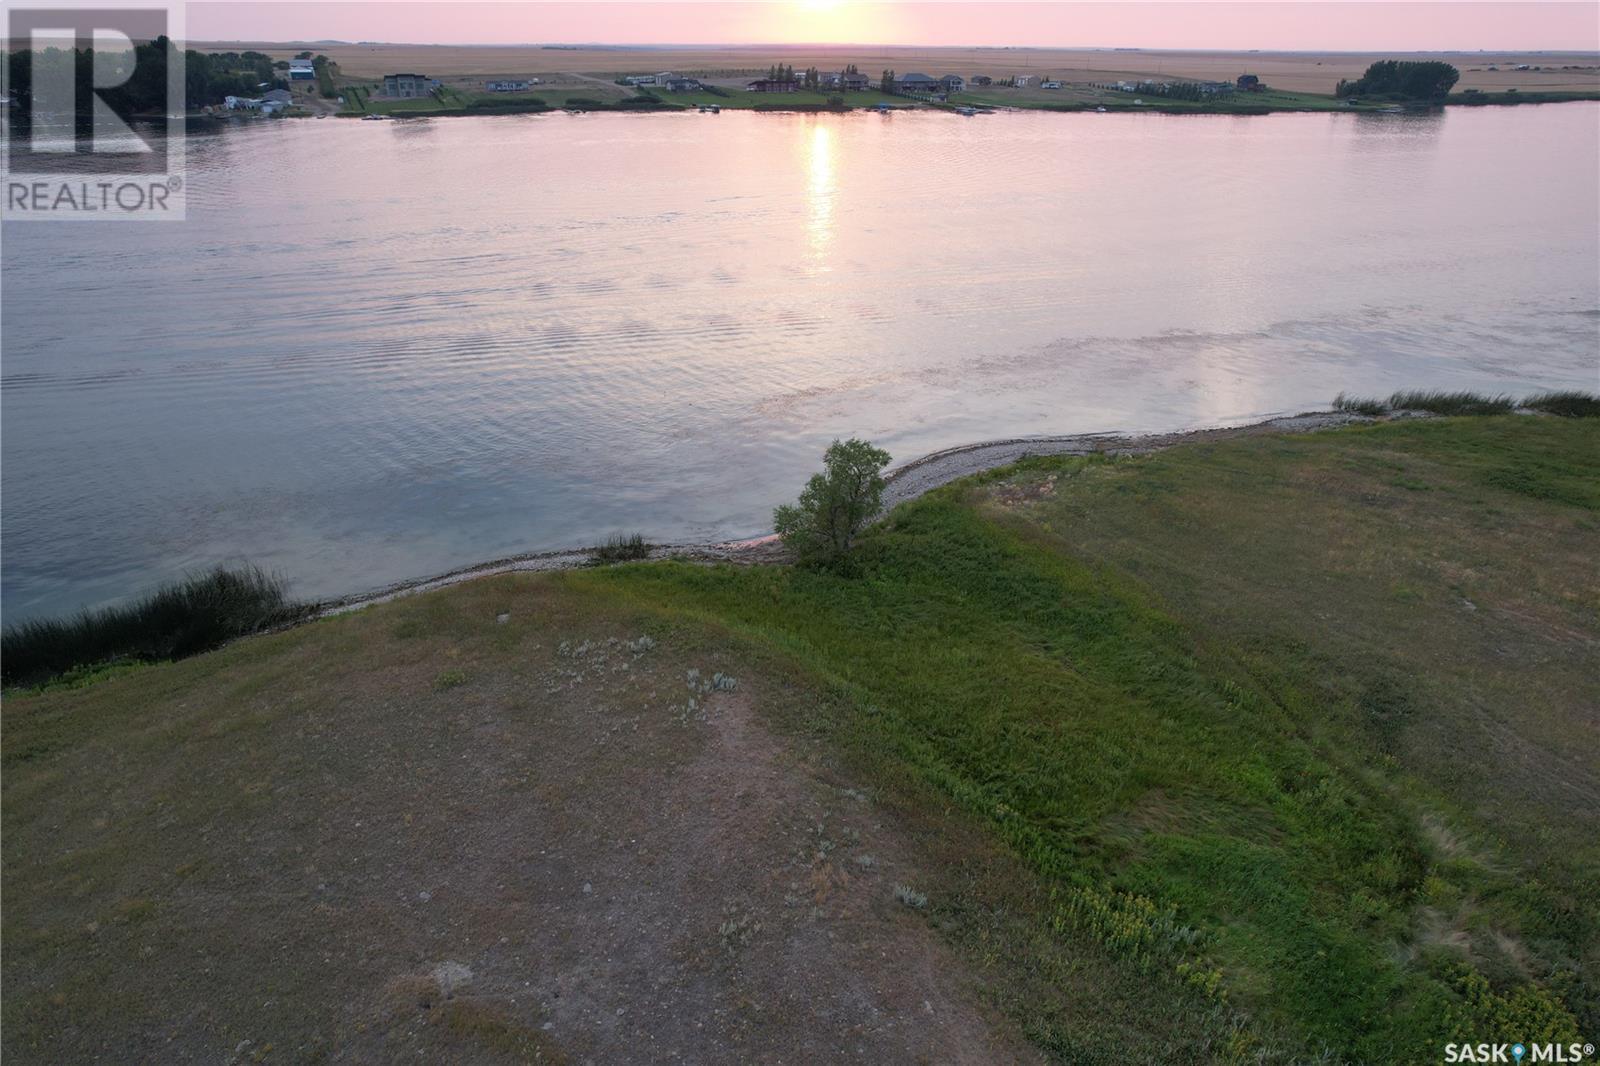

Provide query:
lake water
left=4, top=104, right=1598, bottom=621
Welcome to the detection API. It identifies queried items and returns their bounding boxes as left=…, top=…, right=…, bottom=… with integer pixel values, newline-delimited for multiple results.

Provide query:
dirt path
left=2, top=581, right=1037, bottom=1063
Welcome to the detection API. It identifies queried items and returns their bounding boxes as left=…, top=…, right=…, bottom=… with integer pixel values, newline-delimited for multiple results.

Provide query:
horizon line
left=182, top=39, right=1600, bottom=54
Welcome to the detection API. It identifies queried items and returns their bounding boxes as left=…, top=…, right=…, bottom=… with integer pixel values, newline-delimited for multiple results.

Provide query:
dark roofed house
left=383, top=73, right=433, bottom=98
left=841, top=71, right=871, bottom=91
left=664, top=78, right=704, bottom=92
left=746, top=78, right=798, bottom=93
left=972, top=74, right=993, bottom=86
left=939, top=74, right=965, bottom=93
left=896, top=72, right=939, bottom=93
left=1237, top=74, right=1262, bottom=91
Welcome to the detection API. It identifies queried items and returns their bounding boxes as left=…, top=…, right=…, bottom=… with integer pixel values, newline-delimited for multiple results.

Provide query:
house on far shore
left=1013, top=75, right=1032, bottom=87
left=1041, top=80, right=1063, bottom=90
left=663, top=77, right=704, bottom=92
left=896, top=72, right=939, bottom=93
left=486, top=79, right=534, bottom=92
left=939, top=74, right=965, bottom=93
left=1237, top=73, right=1263, bottom=91
left=841, top=70, right=871, bottom=91
left=972, top=74, right=993, bottom=86
left=623, top=74, right=656, bottom=86
left=262, top=88, right=293, bottom=105
left=223, top=95, right=260, bottom=110
left=746, top=78, right=798, bottom=93
left=382, top=73, right=435, bottom=98
left=288, top=58, right=315, bottom=81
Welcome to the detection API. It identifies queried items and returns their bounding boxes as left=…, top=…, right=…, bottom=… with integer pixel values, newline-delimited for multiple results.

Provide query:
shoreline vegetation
left=6, top=405, right=1596, bottom=1061
left=5, top=389, right=1595, bottom=690
left=320, top=85, right=1600, bottom=120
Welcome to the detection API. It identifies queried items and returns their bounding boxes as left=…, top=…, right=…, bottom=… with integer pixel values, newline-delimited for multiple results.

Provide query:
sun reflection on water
left=805, top=122, right=835, bottom=269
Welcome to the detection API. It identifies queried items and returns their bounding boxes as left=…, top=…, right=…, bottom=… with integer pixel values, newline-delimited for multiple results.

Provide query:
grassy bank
left=576, top=415, right=1598, bottom=1059
left=1450, top=89, right=1600, bottom=106
left=5, top=417, right=1596, bottom=1061
left=2, top=565, right=305, bottom=688
left=951, top=86, right=1403, bottom=115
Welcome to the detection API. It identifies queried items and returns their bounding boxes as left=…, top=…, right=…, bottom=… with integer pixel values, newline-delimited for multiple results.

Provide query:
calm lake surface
left=4, top=104, right=1598, bottom=620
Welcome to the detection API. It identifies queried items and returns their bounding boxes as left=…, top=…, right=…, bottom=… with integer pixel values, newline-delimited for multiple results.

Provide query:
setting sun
left=777, top=0, right=883, bottom=43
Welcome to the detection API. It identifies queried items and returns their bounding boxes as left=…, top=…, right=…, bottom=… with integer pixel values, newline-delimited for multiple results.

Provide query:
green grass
left=1523, top=390, right=1600, bottom=418
left=573, top=416, right=1598, bottom=1060
left=667, top=88, right=907, bottom=110
left=1449, top=89, right=1600, bottom=106
left=952, top=86, right=1393, bottom=115
left=1332, top=391, right=1388, bottom=416
left=1334, top=388, right=1599, bottom=418
left=6, top=417, right=1596, bottom=1060
left=589, top=532, right=652, bottom=564
left=1, top=565, right=307, bottom=688
left=1388, top=389, right=1517, bottom=416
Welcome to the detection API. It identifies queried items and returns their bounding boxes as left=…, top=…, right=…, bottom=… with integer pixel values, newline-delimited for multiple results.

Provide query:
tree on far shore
left=1336, top=60, right=1459, bottom=100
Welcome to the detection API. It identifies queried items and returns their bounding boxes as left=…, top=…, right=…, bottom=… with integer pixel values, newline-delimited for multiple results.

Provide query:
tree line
left=1336, top=60, right=1460, bottom=101
left=4, top=37, right=288, bottom=114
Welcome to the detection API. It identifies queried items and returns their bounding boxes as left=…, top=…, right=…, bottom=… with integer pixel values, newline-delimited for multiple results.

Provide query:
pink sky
left=191, top=2, right=1600, bottom=52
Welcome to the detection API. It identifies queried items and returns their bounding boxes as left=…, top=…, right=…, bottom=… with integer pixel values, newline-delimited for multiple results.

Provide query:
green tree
left=773, top=439, right=892, bottom=568
left=881, top=69, right=895, bottom=93
left=1336, top=60, right=1459, bottom=100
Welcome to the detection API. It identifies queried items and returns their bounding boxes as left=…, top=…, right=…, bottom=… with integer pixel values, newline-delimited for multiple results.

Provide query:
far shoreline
left=181, top=90, right=1600, bottom=124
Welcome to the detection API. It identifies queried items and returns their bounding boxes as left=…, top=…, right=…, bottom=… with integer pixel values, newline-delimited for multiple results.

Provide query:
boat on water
left=956, top=106, right=977, bottom=116
left=1096, top=105, right=1108, bottom=112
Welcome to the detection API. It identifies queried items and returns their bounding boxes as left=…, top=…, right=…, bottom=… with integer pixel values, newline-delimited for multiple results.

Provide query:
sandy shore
left=318, top=410, right=1370, bottom=617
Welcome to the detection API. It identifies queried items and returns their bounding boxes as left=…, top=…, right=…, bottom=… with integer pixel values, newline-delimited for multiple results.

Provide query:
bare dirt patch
left=2, top=578, right=1035, bottom=1063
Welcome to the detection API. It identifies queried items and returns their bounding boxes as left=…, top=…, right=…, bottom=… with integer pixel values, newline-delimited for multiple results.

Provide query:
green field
left=338, top=84, right=535, bottom=115
left=6, top=417, right=1596, bottom=1061
left=952, top=85, right=1399, bottom=114
left=665, top=87, right=909, bottom=110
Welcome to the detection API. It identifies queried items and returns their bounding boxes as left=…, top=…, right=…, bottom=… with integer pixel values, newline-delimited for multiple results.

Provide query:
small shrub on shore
left=774, top=438, right=892, bottom=569
left=1388, top=389, right=1516, bottom=416
left=590, top=533, right=651, bottom=565
left=1521, top=390, right=1600, bottom=418
left=1, top=565, right=305, bottom=687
